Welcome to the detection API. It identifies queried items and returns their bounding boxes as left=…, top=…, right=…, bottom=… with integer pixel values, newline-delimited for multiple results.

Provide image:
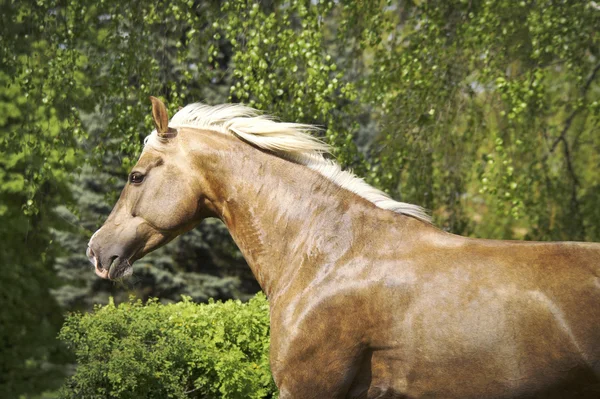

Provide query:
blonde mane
left=145, top=103, right=431, bottom=223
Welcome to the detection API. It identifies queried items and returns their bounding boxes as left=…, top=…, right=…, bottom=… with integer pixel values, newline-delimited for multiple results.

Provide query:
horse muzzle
left=86, top=216, right=174, bottom=280
left=86, top=244, right=133, bottom=280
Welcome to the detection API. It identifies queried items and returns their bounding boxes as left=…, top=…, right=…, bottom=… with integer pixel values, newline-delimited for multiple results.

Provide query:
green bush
left=58, top=293, right=275, bottom=399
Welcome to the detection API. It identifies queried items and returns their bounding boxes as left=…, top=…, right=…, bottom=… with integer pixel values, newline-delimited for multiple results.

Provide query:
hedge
left=58, top=293, right=276, bottom=398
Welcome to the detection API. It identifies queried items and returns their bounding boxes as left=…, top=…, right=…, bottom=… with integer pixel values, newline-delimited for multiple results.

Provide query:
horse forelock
left=143, top=102, right=432, bottom=223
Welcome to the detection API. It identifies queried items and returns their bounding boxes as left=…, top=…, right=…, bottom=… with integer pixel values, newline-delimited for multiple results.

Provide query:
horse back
left=362, top=225, right=600, bottom=398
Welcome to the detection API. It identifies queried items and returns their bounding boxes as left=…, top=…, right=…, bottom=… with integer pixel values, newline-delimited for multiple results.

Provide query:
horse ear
left=149, top=96, right=177, bottom=138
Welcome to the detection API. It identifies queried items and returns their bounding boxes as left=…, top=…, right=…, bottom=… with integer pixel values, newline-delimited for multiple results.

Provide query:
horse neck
left=191, top=131, right=377, bottom=299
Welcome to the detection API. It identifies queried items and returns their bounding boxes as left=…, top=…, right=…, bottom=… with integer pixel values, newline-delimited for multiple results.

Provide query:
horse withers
left=87, top=97, right=600, bottom=398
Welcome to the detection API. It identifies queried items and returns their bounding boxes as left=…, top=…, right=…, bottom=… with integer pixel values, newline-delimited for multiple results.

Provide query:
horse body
left=87, top=98, right=600, bottom=398
left=265, top=211, right=600, bottom=398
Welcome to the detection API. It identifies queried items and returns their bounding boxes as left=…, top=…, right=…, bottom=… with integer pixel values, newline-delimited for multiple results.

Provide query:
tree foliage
left=355, top=0, right=600, bottom=239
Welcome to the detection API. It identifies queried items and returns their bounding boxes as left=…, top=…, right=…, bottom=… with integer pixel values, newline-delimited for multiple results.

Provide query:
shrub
left=58, top=293, right=275, bottom=398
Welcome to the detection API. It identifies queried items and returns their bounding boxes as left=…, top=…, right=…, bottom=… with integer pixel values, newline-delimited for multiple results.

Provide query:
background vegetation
left=1, top=0, right=598, bottom=397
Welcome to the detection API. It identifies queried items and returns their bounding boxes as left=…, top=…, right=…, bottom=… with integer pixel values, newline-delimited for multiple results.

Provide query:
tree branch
left=559, top=134, right=586, bottom=237
left=548, top=62, right=600, bottom=154
left=538, top=63, right=599, bottom=238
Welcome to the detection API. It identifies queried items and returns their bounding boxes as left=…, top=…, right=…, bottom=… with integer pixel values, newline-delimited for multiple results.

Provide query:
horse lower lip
left=105, top=256, right=118, bottom=274
left=107, top=257, right=133, bottom=279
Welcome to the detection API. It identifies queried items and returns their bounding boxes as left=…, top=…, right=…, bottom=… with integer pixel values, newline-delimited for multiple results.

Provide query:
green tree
left=348, top=0, right=600, bottom=239
left=0, top=57, right=74, bottom=399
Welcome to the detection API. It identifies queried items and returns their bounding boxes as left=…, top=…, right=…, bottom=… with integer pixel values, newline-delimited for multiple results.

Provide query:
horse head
left=86, top=97, right=208, bottom=279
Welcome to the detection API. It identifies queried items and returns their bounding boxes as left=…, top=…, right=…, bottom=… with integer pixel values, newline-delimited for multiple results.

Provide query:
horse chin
left=107, top=257, right=134, bottom=280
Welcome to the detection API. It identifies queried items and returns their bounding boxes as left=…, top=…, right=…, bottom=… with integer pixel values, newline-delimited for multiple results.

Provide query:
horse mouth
left=87, top=248, right=132, bottom=280
left=100, top=256, right=119, bottom=279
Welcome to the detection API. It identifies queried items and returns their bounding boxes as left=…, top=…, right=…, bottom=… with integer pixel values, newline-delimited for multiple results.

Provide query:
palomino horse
left=87, top=97, right=600, bottom=398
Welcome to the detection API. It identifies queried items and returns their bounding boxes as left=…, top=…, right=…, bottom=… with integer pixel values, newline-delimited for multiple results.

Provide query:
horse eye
left=129, top=172, right=145, bottom=184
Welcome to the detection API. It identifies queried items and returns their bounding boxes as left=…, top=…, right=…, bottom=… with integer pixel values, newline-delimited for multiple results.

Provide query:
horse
left=87, top=96, right=600, bottom=398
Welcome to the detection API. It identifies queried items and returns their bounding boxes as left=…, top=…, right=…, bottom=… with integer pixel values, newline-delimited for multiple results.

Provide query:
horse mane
left=145, top=103, right=432, bottom=223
